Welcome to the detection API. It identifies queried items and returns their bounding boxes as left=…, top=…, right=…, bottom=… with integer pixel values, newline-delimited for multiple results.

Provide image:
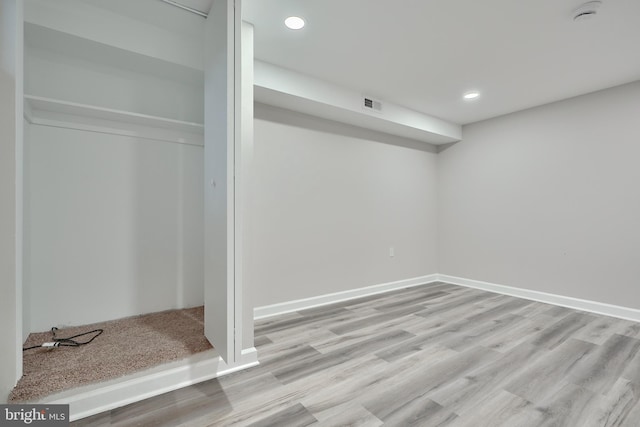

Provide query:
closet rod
left=160, top=0, right=208, bottom=18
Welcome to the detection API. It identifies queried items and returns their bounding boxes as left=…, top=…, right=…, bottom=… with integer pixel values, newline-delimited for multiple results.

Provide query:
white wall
left=26, top=125, right=204, bottom=331
left=25, top=26, right=204, bottom=124
left=27, top=102, right=440, bottom=332
left=0, top=0, right=23, bottom=402
left=252, top=104, right=439, bottom=308
left=438, top=81, right=640, bottom=310
left=25, top=0, right=204, bottom=71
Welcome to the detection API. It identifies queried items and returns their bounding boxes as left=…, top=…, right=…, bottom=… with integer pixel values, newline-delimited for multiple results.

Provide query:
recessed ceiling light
left=463, top=91, right=480, bottom=100
left=285, top=16, right=305, bottom=30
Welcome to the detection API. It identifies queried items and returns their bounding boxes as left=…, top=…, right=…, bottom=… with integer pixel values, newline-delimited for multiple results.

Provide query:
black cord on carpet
left=23, top=327, right=104, bottom=351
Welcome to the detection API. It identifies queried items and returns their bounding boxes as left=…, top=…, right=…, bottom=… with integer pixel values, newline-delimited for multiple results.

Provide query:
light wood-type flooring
left=74, top=282, right=640, bottom=426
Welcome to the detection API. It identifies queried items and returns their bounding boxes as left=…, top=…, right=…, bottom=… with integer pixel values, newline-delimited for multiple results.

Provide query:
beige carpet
left=9, top=306, right=212, bottom=402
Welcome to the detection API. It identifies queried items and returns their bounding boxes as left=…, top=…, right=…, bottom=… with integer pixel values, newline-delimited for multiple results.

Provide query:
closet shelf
left=24, top=95, right=204, bottom=135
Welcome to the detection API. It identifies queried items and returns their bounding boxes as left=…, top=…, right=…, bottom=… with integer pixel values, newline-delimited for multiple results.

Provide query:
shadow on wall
left=436, top=141, right=460, bottom=153
left=132, top=137, right=204, bottom=318
left=26, top=125, right=205, bottom=332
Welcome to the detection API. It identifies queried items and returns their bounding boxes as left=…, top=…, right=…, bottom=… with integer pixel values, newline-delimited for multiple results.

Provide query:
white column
left=0, top=0, right=23, bottom=401
left=203, top=0, right=239, bottom=364
left=237, top=20, right=254, bottom=357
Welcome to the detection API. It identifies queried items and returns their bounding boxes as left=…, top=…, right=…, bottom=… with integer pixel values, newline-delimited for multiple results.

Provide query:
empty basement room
left=2, top=0, right=640, bottom=425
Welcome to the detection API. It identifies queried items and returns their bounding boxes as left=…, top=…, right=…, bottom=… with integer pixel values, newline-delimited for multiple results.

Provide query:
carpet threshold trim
left=34, top=348, right=258, bottom=421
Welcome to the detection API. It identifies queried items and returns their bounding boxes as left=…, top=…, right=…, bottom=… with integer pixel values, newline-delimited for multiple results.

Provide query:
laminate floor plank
left=302, top=283, right=450, bottom=314
left=72, top=412, right=111, bottom=427
left=574, top=378, right=640, bottom=427
left=311, top=402, right=382, bottom=427
left=622, top=394, right=640, bottom=427
left=375, top=311, right=505, bottom=362
left=439, top=313, right=527, bottom=352
left=572, top=316, right=628, bottom=345
left=372, top=290, right=451, bottom=312
left=622, top=347, right=640, bottom=384
left=215, top=353, right=391, bottom=426
left=568, top=334, right=640, bottom=394
left=510, top=300, right=560, bottom=317
left=544, top=305, right=577, bottom=318
left=246, top=403, right=317, bottom=427
left=464, top=298, right=533, bottom=324
left=309, top=312, right=426, bottom=354
left=446, top=389, right=534, bottom=427
left=304, top=345, right=458, bottom=417
left=257, top=325, right=338, bottom=352
left=616, top=321, right=640, bottom=340
left=474, top=312, right=555, bottom=353
left=401, top=295, right=521, bottom=338
left=298, top=354, right=391, bottom=415
left=362, top=346, right=500, bottom=420
left=503, top=338, right=596, bottom=403
left=256, top=344, right=322, bottom=371
left=71, top=283, right=640, bottom=427
left=328, top=305, right=427, bottom=335
left=533, top=381, right=599, bottom=427
left=253, top=312, right=304, bottom=335
left=413, top=291, right=502, bottom=319
left=529, top=311, right=597, bottom=349
left=428, top=341, right=549, bottom=415
left=380, top=396, right=458, bottom=427
left=115, top=372, right=282, bottom=427
left=254, top=307, right=351, bottom=335
left=272, top=329, right=414, bottom=384
left=253, top=335, right=272, bottom=347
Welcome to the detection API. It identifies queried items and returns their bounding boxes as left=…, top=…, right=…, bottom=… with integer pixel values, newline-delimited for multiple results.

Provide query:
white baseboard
left=254, top=274, right=440, bottom=320
left=438, top=274, right=640, bottom=323
left=253, top=272, right=640, bottom=323
left=41, top=348, right=258, bottom=422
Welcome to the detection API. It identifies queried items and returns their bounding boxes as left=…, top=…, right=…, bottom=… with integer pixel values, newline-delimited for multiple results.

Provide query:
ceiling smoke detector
left=573, top=1, right=602, bottom=22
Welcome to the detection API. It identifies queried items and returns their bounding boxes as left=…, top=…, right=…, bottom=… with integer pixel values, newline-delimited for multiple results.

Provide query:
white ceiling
left=159, top=0, right=640, bottom=125
left=239, top=0, right=640, bottom=124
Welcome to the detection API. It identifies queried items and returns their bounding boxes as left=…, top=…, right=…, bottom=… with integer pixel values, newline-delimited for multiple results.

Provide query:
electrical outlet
left=389, top=247, right=395, bottom=257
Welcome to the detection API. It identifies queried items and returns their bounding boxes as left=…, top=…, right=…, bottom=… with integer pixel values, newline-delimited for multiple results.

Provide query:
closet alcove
left=15, top=0, right=254, bottom=418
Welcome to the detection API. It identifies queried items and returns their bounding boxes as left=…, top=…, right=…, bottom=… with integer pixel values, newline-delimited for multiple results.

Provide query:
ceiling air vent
left=363, top=96, right=383, bottom=113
